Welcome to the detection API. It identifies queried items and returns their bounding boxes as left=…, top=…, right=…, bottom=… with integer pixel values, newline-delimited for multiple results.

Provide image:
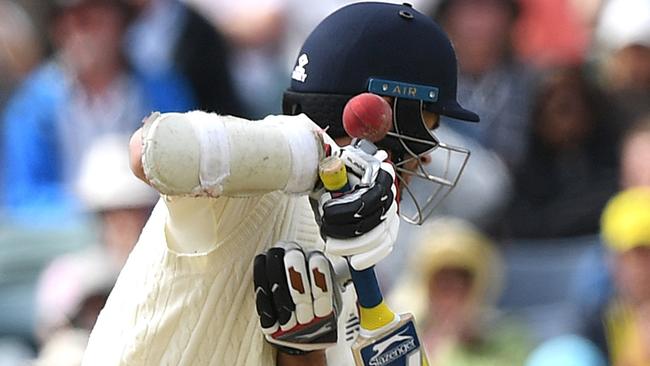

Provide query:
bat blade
left=352, top=313, right=428, bottom=366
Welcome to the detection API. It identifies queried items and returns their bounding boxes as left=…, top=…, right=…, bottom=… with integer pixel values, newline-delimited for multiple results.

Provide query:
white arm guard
left=141, top=111, right=326, bottom=197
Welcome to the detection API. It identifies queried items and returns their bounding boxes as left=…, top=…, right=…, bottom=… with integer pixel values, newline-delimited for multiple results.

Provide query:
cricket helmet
left=283, top=1, right=479, bottom=224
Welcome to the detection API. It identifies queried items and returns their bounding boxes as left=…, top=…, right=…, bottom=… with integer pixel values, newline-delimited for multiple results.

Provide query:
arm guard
left=141, top=111, right=326, bottom=197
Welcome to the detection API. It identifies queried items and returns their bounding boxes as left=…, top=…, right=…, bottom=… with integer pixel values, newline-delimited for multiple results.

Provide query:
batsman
left=82, top=2, right=479, bottom=365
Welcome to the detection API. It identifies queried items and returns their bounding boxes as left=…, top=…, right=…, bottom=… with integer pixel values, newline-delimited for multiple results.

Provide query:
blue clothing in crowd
left=1, top=60, right=194, bottom=223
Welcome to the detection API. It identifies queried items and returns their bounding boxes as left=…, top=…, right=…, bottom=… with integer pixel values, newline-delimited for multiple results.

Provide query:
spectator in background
left=503, top=66, right=618, bottom=239
left=434, top=0, right=536, bottom=170
left=599, top=188, right=650, bottom=366
left=512, top=0, right=596, bottom=68
left=180, top=0, right=288, bottom=118
left=389, top=217, right=530, bottom=366
left=0, top=0, right=43, bottom=110
left=1, top=0, right=192, bottom=222
left=126, top=0, right=245, bottom=116
left=594, top=0, right=650, bottom=132
left=34, top=134, right=158, bottom=365
left=525, top=334, right=606, bottom=366
left=620, top=115, right=650, bottom=189
left=568, top=115, right=650, bottom=360
left=0, top=0, right=44, bottom=214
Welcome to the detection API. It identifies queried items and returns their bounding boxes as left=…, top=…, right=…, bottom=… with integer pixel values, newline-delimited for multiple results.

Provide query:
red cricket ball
left=342, top=93, right=393, bottom=142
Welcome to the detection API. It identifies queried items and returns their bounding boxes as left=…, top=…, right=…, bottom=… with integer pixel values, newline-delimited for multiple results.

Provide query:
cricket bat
left=319, top=155, right=429, bottom=366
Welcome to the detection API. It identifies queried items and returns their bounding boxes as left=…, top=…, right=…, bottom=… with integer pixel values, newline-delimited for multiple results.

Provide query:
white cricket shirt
left=82, top=191, right=324, bottom=365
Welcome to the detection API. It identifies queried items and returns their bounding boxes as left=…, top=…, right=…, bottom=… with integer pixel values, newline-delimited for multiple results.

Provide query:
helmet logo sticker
left=292, top=54, right=309, bottom=82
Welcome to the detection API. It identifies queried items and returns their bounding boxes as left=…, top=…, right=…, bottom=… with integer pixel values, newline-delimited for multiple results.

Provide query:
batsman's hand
left=254, top=242, right=340, bottom=354
left=317, top=140, right=400, bottom=271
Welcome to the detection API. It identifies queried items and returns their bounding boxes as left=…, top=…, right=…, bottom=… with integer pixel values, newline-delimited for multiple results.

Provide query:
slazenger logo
left=368, top=329, right=416, bottom=366
left=292, top=54, right=309, bottom=82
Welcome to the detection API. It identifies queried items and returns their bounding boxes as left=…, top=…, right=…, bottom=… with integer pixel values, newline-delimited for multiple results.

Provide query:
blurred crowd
left=0, top=0, right=648, bottom=365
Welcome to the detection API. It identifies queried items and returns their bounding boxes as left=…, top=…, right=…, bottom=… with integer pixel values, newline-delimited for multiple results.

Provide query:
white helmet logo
left=292, top=54, right=309, bottom=82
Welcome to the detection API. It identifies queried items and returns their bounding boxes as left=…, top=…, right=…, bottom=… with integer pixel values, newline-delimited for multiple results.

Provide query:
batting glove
left=318, top=140, right=400, bottom=271
left=254, top=242, right=342, bottom=355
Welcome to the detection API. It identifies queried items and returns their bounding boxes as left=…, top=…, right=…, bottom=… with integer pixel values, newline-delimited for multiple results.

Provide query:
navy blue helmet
left=283, top=2, right=478, bottom=131
left=284, top=2, right=479, bottom=224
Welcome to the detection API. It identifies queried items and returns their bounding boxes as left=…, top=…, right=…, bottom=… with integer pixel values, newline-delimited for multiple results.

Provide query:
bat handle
left=349, top=266, right=397, bottom=332
left=319, top=155, right=397, bottom=334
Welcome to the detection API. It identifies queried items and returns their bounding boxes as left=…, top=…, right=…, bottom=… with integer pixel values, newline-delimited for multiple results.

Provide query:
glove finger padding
left=308, top=252, right=335, bottom=318
left=321, top=168, right=395, bottom=238
left=253, top=242, right=339, bottom=352
left=327, top=204, right=399, bottom=270
left=324, top=203, right=398, bottom=257
left=266, top=247, right=297, bottom=330
left=283, top=247, right=314, bottom=325
left=254, top=254, right=279, bottom=334
left=347, top=209, right=399, bottom=271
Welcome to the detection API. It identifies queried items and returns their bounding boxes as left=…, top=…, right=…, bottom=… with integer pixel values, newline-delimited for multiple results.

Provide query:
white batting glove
left=253, top=242, right=342, bottom=354
left=318, top=141, right=400, bottom=271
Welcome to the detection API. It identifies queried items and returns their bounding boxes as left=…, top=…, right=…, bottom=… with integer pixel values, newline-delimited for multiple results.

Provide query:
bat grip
left=349, top=266, right=383, bottom=308
left=349, top=265, right=396, bottom=332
